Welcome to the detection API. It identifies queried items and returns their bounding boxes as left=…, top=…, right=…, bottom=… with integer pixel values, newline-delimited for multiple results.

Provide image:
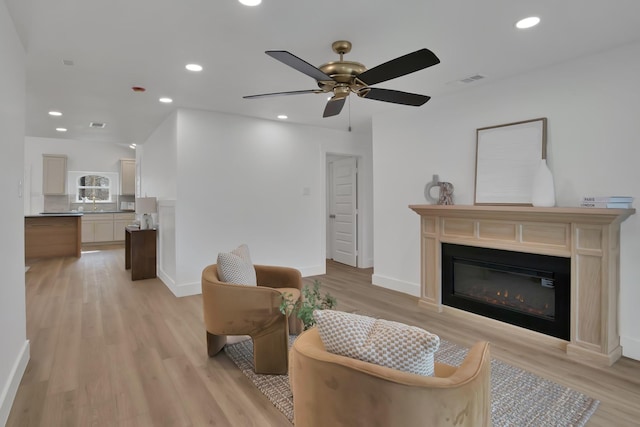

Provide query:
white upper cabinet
left=43, top=154, right=67, bottom=195
left=120, top=158, right=135, bottom=196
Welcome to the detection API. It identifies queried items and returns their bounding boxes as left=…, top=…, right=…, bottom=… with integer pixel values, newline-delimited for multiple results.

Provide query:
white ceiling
left=6, top=0, right=640, bottom=147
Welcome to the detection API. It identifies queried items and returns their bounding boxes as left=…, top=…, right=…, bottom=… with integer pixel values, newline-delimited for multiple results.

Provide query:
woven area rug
left=225, top=336, right=599, bottom=426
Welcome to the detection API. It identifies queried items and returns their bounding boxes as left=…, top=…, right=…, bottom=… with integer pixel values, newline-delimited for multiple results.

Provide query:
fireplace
left=442, top=243, right=570, bottom=340
left=409, top=204, right=635, bottom=366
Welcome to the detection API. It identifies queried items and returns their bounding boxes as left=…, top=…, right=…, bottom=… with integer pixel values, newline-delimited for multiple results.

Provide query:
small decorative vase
left=140, top=214, right=153, bottom=229
left=531, top=159, right=555, bottom=207
left=437, top=182, right=454, bottom=205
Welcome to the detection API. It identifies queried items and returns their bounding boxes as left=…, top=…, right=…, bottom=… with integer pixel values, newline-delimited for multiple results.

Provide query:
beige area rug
left=225, top=335, right=599, bottom=426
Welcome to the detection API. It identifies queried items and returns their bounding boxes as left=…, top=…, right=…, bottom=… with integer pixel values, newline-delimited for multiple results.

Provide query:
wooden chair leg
left=207, top=332, right=227, bottom=357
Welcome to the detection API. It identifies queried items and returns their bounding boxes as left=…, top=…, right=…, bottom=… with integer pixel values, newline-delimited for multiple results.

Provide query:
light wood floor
left=9, top=247, right=640, bottom=426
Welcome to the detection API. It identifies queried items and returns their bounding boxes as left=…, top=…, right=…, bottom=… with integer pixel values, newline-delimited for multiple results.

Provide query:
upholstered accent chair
left=201, top=264, right=303, bottom=374
left=289, top=328, right=492, bottom=427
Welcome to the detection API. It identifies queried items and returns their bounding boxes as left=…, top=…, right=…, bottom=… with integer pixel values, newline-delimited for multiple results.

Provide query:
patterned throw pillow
left=313, top=310, right=440, bottom=376
left=217, top=244, right=257, bottom=286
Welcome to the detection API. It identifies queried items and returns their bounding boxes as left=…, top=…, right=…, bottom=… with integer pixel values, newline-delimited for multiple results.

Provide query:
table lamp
left=135, top=197, right=157, bottom=230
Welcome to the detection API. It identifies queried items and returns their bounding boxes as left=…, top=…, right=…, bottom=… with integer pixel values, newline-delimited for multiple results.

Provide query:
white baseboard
left=359, top=258, right=374, bottom=269
left=158, top=269, right=201, bottom=297
left=622, top=335, right=640, bottom=361
left=299, top=264, right=325, bottom=278
left=158, top=263, right=327, bottom=298
left=372, top=274, right=420, bottom=297
left=171, top=281, right=201, bottom=297
left=157, top=267, right=176, bottom=292
left=0, top=340, right=30, bottom=426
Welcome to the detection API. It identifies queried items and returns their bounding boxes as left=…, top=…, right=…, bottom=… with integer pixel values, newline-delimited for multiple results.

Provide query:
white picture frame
left=474, top=118, right=547, bottom=205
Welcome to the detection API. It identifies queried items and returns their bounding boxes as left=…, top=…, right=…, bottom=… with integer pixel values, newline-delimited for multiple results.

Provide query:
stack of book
left=580, top=196, right=634, bottom=208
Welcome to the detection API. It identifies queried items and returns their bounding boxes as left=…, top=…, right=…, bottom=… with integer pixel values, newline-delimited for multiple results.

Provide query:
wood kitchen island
left=25, top=214, right=82, bottom=259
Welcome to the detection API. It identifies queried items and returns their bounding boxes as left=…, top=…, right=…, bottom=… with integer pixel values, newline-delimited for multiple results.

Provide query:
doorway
left=326, top=155, right=358, bottom=267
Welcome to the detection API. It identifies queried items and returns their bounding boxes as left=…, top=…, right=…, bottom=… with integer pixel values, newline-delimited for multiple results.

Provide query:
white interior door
left=330, top=157, right=357, bottom=267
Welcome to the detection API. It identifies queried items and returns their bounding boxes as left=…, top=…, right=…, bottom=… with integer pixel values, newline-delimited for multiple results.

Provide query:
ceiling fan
left=243, top=40, right=440, bottom=118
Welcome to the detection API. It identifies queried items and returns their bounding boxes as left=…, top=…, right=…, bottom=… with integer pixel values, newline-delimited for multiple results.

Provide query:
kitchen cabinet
left=25, top=214, right=82, bottom=259
left=43, top=154, right=67, bottom=195
left=114, top=213, right=135, bottom=241
left=120, top=158, right=136, bottom=196
left=82, top=214, right=114, bottom=243
left=82, top=212, right=135, bottom=243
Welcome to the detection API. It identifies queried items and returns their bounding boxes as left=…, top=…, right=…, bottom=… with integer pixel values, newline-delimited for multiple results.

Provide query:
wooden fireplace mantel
left=409, top=204, right=635, bottom=366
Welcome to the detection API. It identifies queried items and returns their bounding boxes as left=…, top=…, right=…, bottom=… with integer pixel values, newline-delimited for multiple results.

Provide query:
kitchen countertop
left=82, top=210, right=135, bottom=214
left=26, top=213, right=83, bottom=218
left=30, top=211, right=136, bottom=216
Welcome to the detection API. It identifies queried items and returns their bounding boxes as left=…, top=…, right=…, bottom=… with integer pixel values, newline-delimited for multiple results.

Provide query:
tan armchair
left=201, top=264, right=303, bottom=374
left=289, top=328, right=491, bottom=427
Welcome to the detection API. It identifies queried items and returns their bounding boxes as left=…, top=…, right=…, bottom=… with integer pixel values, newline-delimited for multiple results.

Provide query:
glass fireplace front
left=442, top=243, right=570, bottom=340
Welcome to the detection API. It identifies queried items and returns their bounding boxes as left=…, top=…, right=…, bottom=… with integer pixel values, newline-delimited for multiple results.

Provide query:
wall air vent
left=89, top=122, right=106, bottom=129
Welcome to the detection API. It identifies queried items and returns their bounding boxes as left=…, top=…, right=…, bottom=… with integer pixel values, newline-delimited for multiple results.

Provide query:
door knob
left=329, top=214, right=336, bottom=219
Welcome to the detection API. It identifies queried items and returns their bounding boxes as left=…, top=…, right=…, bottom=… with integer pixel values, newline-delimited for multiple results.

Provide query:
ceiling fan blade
left=266, top=51, right=333, bottom=82
left=360, top=88, right=431, bottom=106
left=357, top=48, right=440, bottom=86
left=243, top=89, right=322, bottom=99
left=323, top=98, right=346, bottom=117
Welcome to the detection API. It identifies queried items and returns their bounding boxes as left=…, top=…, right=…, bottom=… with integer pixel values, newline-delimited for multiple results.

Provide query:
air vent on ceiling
left=62, top=59, right=74, bottom=66
left=445, top=74, right=488, bottom=87
left=89, top=122, right=106, bottom=129
left=459, top=74, right=486, bottom=83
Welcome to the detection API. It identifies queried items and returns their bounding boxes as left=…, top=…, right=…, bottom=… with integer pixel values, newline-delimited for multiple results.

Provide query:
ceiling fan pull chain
left=348, top=96, right=352, bottom=132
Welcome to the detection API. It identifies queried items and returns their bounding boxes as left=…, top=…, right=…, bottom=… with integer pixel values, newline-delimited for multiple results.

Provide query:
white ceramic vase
left=531, top=159, right=555, bottom=207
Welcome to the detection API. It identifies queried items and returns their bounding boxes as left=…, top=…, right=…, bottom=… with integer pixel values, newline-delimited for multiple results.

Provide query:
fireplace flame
left=461, top=282, right=554, bottom=318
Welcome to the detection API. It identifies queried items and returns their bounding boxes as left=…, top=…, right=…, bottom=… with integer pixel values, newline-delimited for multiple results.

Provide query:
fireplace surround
left=409, top=204, right=634, bottom=366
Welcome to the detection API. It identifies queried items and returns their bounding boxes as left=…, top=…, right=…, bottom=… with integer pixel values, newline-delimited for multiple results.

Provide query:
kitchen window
left=68, top=171, right=119, bottom=203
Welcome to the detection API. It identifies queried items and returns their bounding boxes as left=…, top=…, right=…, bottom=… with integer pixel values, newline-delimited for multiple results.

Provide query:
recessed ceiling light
left=159, top=97, right=173, bottom=103
left=55, top=127, right=67, bottom=132
left=277, top=115, right=288, bottom=119
left=515, top=16, right=540, bottom=29
left=185, top=63, right=203, bottom=72
left=49, top=111, right=62, bottom=116
left=239, top=0, right=261, bottom=5
left=129, top=144, right=136, bottom=149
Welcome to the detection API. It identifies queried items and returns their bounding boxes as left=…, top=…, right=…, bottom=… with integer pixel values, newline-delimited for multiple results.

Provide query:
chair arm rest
left=202, top=280, right=284, bottom=335
left=255, top=264, right=302, bottom=290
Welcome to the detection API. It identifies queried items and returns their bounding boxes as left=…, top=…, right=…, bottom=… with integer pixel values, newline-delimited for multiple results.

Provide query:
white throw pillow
left=217, top=244, right=257, bottom=286
left=313, top=310, right=440, bottom=376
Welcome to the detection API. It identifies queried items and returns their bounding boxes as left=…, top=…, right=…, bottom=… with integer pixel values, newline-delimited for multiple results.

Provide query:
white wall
left=141, top=108, right=372, bottom=296
left=0, top=2, right=29, bottom=423
left=372, top=41, right=640, bottom=360
left=138, top=112, right=179, bottom=292
left=138, top=111, right=178, bottom=200
left=24, top=136, right=134, bottom=214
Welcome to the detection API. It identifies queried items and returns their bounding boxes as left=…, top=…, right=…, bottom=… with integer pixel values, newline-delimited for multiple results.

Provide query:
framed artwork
left=474, top=117, right=547, bottom=205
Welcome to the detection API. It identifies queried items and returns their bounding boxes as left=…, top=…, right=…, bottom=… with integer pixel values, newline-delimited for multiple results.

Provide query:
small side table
left=125, top=226, right=157, bottom=280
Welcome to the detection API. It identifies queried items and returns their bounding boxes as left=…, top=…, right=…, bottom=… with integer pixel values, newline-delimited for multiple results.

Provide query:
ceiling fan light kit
left=244, top=40, right=440, bottom=118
